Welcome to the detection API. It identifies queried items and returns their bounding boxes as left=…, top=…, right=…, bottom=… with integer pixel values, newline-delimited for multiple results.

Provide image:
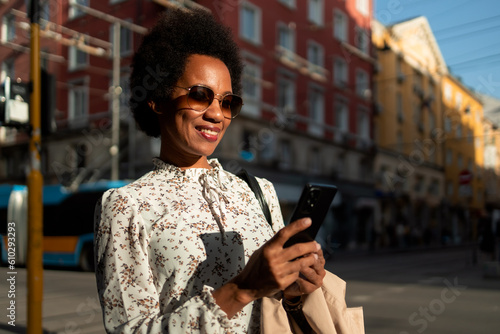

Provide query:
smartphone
left=283, top=183, right=337, bottom=248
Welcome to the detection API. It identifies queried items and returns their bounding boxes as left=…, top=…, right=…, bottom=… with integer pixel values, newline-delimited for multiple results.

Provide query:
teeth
left=199, top=128, right=218, bottom=136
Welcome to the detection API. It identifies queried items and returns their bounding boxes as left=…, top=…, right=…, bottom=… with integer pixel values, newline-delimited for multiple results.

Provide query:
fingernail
left=315, top=242, right=321, bottom=250
left=303, top=218, right=312, bottom=226
left=313, top=253, right=318, bottom=260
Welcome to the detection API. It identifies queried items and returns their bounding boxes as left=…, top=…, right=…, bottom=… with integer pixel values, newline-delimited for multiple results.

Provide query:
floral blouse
left=94, top=158, right=284, bottom=333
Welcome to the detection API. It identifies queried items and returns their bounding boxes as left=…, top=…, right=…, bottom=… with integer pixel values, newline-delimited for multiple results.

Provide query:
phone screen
left=283, top=183, right=337, bottom=248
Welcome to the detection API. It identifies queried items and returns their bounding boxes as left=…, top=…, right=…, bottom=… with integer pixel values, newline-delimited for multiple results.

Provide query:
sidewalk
left=0, top=267, right=105, bottom=334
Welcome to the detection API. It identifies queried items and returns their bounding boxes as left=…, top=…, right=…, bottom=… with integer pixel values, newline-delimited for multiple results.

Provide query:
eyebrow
left=193, top=83, right=233, bottom=96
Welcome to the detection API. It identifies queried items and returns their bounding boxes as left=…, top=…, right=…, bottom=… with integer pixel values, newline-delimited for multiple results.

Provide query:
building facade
left=480, top=93, right=500, bottom=219
left=1, top=0, right=164, bottom=186
left=372, top=17, right=447, bottom=248
left=1, top=0, right=377, bottom=250
left=442, top=75, right=486, bottom=244
left=199, top=0, right=377, bottom=249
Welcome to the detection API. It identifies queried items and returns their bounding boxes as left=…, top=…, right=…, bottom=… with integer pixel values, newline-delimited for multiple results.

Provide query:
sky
left=374, top=0, right=500, bottom=100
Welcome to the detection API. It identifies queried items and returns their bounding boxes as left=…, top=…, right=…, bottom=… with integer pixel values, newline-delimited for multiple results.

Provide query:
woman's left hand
left=283, top=247, right=326, bottom=299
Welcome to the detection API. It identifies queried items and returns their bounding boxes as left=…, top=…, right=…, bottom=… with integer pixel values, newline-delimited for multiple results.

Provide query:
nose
left=204, top=95, right=225, bottom=121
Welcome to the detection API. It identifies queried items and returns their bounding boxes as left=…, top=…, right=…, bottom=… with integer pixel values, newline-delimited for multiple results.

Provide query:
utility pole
left=27, top=0, right=43, bottom=333
left=69, top=0, right=147, bottom=180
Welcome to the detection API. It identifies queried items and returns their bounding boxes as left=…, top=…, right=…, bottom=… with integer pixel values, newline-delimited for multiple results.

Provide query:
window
left=309, top=148, right=321, bottom=174
left=68, top=80, right=89, bottom=128
left=279, top=140, right=292, bottom=170
left=357, top=107, right=370, bottom=139
left=110, top=22, right=133, bottom=56
left=335, top=100, right=349, bottom=133
left=308, top=87, right=324, bottom=137
left=307, top=41, right=324, bottom=76
left=356, top=0, right=369, bottom=16
left=277, top=77, right=295, bottom=114
left=1, top=14, right=16, bottom=43
left=355, top=27, right=369, bottom=54
left=68, top=45, right=88, bottom=70
left=456, top=123, right=462, bottom=138
left=333, top=58, right=348, bottom=88
left=455, top=92, right=462, bottom=110
left=69, top=0, right=89, bottom=19
left=396, top=55, right=403, bottom=78
left=396, top=93, right=403, bottom=122
left=259, top=133, right=275, bottom=162
left=444, top=83, right=452, bottom=102
left=308, top=0, right=323, bottom=26
left=278, top=22, right=295, bottom=52
left=355, top=70, right=369, bottom=98
left=242, top=62, right=262, bottom=116
left=457, top=154, right=463, bottom=169
left=240, top=2, right=261, bottom=44
left=446, top=149, right=453, bottom=165
left=278, top=0, right=296, bottom=9
left=1, top=59, right=14, bottom=82
left=40, top=0, right=51, bottom=27
left=333, top=10, right=348, bottom=42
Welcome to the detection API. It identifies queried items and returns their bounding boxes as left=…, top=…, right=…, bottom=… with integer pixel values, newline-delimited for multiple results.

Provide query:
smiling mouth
left=198, top=128, right=218, bottom=136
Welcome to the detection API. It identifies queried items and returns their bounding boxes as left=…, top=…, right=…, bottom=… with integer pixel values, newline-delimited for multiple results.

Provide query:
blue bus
left=0, top=180, right=129, bottom=271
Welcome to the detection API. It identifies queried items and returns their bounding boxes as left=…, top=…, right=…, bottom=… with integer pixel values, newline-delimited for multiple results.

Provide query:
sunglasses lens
left=221, top=95, right=243, bottom=118
left=184, top=85, right=243, bottom=118
left=187, top=86, right=214, bottom=111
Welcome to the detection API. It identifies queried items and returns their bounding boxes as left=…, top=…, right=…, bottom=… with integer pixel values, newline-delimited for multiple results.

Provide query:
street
left=0, top=246, right=499, bottom=333
left=327, top=247, right=500, bottom=334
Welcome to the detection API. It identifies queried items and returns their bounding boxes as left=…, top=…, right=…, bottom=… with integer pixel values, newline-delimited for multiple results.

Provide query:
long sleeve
left=95, top=189, right=233, bottom=333
left=94, top=159, right=279, bottom=333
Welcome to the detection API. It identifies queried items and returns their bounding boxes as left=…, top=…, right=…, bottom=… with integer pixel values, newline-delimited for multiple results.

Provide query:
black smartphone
left=283, top=183, right=337, bottom=248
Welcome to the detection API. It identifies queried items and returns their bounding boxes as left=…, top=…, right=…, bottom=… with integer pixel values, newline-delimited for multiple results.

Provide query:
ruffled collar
left=152, top=157, right=232, bottom=240
left=152, top=158, right=225, bottom=179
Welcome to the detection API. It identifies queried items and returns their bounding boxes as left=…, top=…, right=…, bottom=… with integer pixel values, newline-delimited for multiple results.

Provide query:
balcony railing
left=275, top=45, right=328, bottom=82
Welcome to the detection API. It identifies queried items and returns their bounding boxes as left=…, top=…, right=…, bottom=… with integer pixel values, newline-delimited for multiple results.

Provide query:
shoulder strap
left=236, top=169, right=273, bottom=227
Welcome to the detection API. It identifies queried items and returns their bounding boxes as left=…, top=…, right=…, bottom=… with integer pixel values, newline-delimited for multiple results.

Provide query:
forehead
left=180, top=55, right=232, bottom=92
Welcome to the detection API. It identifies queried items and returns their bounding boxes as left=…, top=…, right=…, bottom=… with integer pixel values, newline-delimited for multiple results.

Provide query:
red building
left=1, top=0, right=377, bottom=249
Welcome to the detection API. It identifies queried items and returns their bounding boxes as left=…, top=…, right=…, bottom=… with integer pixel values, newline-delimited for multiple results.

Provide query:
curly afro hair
left=129, top=8, right=243, bottom=137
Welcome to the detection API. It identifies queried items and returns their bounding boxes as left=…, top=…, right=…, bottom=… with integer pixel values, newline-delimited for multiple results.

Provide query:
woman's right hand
left=212, top=218, right=320, bottom=318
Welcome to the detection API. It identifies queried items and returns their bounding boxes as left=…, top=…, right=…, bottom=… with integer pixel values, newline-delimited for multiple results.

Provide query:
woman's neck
left=159, top=153, right=212, bottom=170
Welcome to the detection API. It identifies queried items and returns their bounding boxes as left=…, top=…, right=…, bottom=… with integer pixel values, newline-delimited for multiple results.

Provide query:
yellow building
left=442, top=76, right=485, bottom=209
left=372, top=17, right=448, bottom=247
left=442, top=76, right=487, bottom=244
left=480, top=94, right=500, bottom=222
left=483, top=117, right=500, bottom=211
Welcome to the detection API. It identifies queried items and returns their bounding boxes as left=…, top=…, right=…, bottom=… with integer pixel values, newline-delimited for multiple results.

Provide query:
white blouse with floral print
left=94, top=158, right=284, bottom=333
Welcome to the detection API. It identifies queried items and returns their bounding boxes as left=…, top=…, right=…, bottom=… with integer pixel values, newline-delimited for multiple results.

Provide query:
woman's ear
left=148, top=100, right=163, bottom=115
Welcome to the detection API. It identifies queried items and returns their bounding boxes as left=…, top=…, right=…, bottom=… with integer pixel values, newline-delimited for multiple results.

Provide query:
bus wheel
left=80, top=244, right=95, bottom=272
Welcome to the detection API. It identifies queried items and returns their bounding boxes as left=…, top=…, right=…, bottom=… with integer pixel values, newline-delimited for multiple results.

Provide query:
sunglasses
left=175, top=85, right=243, bottom=119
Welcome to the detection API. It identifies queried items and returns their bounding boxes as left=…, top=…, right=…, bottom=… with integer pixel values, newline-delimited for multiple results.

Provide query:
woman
left=94, top=8, right=325, bottom=333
